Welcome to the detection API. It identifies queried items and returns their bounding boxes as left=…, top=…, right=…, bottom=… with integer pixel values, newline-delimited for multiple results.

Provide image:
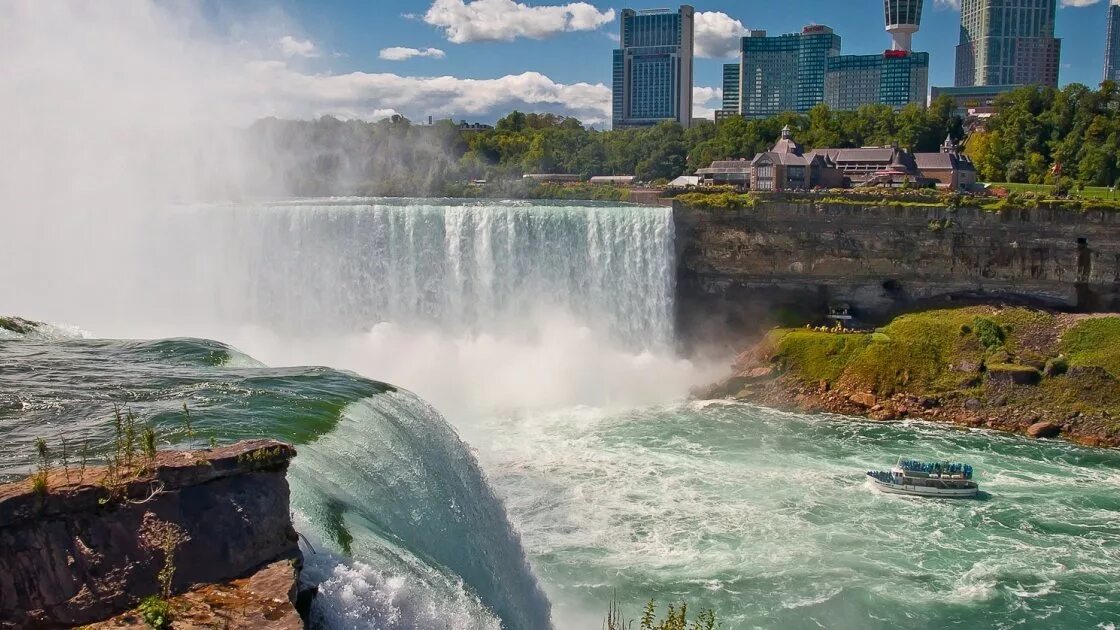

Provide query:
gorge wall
left=0, top=440, right=301, bottom=628
left=675, top=201, right=1120, bottom=352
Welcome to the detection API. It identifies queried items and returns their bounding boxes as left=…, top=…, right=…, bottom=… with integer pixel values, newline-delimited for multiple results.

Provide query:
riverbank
left=698, top=306, right=1120, bottom=448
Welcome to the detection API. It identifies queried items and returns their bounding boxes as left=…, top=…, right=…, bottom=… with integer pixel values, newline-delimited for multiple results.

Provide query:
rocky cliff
left=675, top=201, right=1120, bottom=352
left=0, top=440, right=301, bottom=628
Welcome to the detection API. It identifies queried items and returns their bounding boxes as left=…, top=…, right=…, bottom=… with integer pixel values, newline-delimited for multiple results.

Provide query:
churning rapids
left=3, top=200, right=1120, bottom=629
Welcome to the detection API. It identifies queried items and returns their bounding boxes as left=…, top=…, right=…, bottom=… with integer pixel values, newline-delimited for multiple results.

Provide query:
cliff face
left=0, top=440, right=301, bottom=629
left=675, top=201, right=1120, bottom=351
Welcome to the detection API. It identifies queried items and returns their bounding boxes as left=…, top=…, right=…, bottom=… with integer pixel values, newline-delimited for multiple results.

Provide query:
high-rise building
left=739, top=26, right=841, bottom=118
left=825, top=51, right=929, bottom=111
left=722, top=63, right=741, bottom=114
left=885, top=0, right=924, bottom=51
left=954, top=0, right=1060, bottom=87
left=611, top=5, right=695, bottom=129
left=1107, top=0, right=1120, bottom=82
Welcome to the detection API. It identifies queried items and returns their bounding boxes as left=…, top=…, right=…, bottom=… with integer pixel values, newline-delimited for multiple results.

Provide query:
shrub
left=676, top=191, right=756, bottom=211
left=138, top=595, right=172, bottom=630
left=972, top=316, right=1005, bottom=350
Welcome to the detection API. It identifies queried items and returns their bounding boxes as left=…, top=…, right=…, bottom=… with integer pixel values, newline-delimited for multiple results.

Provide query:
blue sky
left=197, top=0, right=1119, bottom=125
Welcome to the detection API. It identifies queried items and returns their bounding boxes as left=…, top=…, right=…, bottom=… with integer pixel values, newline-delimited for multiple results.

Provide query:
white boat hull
left=869, top=478, right=978, bottom=498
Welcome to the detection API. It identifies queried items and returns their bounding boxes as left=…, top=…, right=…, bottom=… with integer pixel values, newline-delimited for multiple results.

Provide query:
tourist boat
left=866, top=457, right=979, bottom=498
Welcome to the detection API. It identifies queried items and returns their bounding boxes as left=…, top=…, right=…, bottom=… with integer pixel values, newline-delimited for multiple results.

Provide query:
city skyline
left=188, top=0, right=1119, bottom=126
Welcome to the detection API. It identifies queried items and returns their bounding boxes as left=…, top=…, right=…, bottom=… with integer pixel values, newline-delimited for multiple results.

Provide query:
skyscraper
left=1107, top=0, right=1120, bottom=82
left=954, top=0, right=1061, bottom=87
left=722, top=63, right=741, bottom=114
left=611, top=6, right=695, bottom=129
left=825, top=51, right=929, bottom=111
left=739, top=26, right=841, bottom=118
left=885, top=0, right=924, bottom=51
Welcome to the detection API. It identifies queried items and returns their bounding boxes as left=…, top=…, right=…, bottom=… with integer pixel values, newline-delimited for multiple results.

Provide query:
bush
left=972, top=316, right=1005, bottom=350
left=138, top=596, right=172, bottom=630
left=676, top=191, right=756, bottom=211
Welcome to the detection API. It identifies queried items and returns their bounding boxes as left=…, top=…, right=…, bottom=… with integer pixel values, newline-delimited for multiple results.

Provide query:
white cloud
left=244, top=62, right=612, bottom=124
left=693, top=86, right=723, bottom=120
left=379, top=46, right=447, bottom=60
left=423, top=0, right=615, bottom=43
left=276, top=35, right=319, bottom=58
left=694, top=11, right=748, bottom=58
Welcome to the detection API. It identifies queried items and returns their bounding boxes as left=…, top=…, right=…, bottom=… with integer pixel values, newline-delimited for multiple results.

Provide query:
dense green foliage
left=965, top=82, right=1120, bottom=187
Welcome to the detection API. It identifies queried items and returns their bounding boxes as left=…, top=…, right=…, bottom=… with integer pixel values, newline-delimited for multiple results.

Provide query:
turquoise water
left=4, top=199, right=1120, bottom=629
left=470, top=402, right=1120, bottom=629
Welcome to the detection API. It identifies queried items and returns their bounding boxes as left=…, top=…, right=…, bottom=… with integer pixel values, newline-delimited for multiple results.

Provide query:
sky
left=190, top=0, right=1119, bottom=126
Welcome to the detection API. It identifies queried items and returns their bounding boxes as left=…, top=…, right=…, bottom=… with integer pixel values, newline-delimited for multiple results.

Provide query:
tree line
left=243, top=82, right=1120, bottom=197
left=965, top=82, right=1120, bottom=188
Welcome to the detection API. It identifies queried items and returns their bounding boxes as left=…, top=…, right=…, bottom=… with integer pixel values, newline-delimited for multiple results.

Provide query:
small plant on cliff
left=59, top=437, right=71, bottom=484
left=137, top=595, right=172, bottom=630
left=78, top=441, right=89, bottom=483
left=181, top=402, right=194, bottom=450
left=141, top=424, right=158, bottom=471
left=31, top=437, right=50, bottom=495
left=140, top=512, right=191, bottom=602
left=605, top=597, right=718, bottom=630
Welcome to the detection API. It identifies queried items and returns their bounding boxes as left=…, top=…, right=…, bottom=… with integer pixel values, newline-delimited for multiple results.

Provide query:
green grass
left=766, top=308, right=1065, bottom=397
left=1061, top=318, right=1120, bottom=378
left=769, top=330, right=871, bottom=385
left=986, top=182, right=1120, bottom=200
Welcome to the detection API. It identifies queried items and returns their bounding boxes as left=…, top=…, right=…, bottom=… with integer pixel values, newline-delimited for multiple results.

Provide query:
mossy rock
left=987, top=363, right=1042, bottom=386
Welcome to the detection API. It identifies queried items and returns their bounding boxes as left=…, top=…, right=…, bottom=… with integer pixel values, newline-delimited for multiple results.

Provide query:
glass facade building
left=722, top=63, right=741, bottom=114
left=611, top=6, right=695, bottom=129
left=955, top=0, right=1060, bottom=87
left=825, top=51, right=929, bottom=111
left=740, top=26, right=840, bottom=119
left=1107, top=0, right=1120, bottom=82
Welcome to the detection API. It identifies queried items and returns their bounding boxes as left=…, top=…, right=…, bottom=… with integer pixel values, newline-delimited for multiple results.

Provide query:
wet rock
left=849, top=392, right=878, bottom=408
left=744, top=366, right=775, bottom=380
left=1027, top=421, right=1062, bottom=439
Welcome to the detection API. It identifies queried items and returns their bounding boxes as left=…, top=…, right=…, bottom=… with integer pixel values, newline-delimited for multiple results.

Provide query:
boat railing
left=895, top=458, right=973, bottom=479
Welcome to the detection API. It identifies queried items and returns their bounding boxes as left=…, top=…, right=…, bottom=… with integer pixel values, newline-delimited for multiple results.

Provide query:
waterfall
left=172, top=199, right=676, bottom=350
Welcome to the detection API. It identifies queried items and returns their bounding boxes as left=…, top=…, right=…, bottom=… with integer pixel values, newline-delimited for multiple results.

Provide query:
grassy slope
left=988, top=182, right=1120, bottom=201
left=766, top=307, right=1120, bottom=427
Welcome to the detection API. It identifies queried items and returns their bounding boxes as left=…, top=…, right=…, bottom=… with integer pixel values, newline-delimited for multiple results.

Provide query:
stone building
left=913, top=135, right=978, bottom=190
left=750, top=126, right=844, bottom=191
